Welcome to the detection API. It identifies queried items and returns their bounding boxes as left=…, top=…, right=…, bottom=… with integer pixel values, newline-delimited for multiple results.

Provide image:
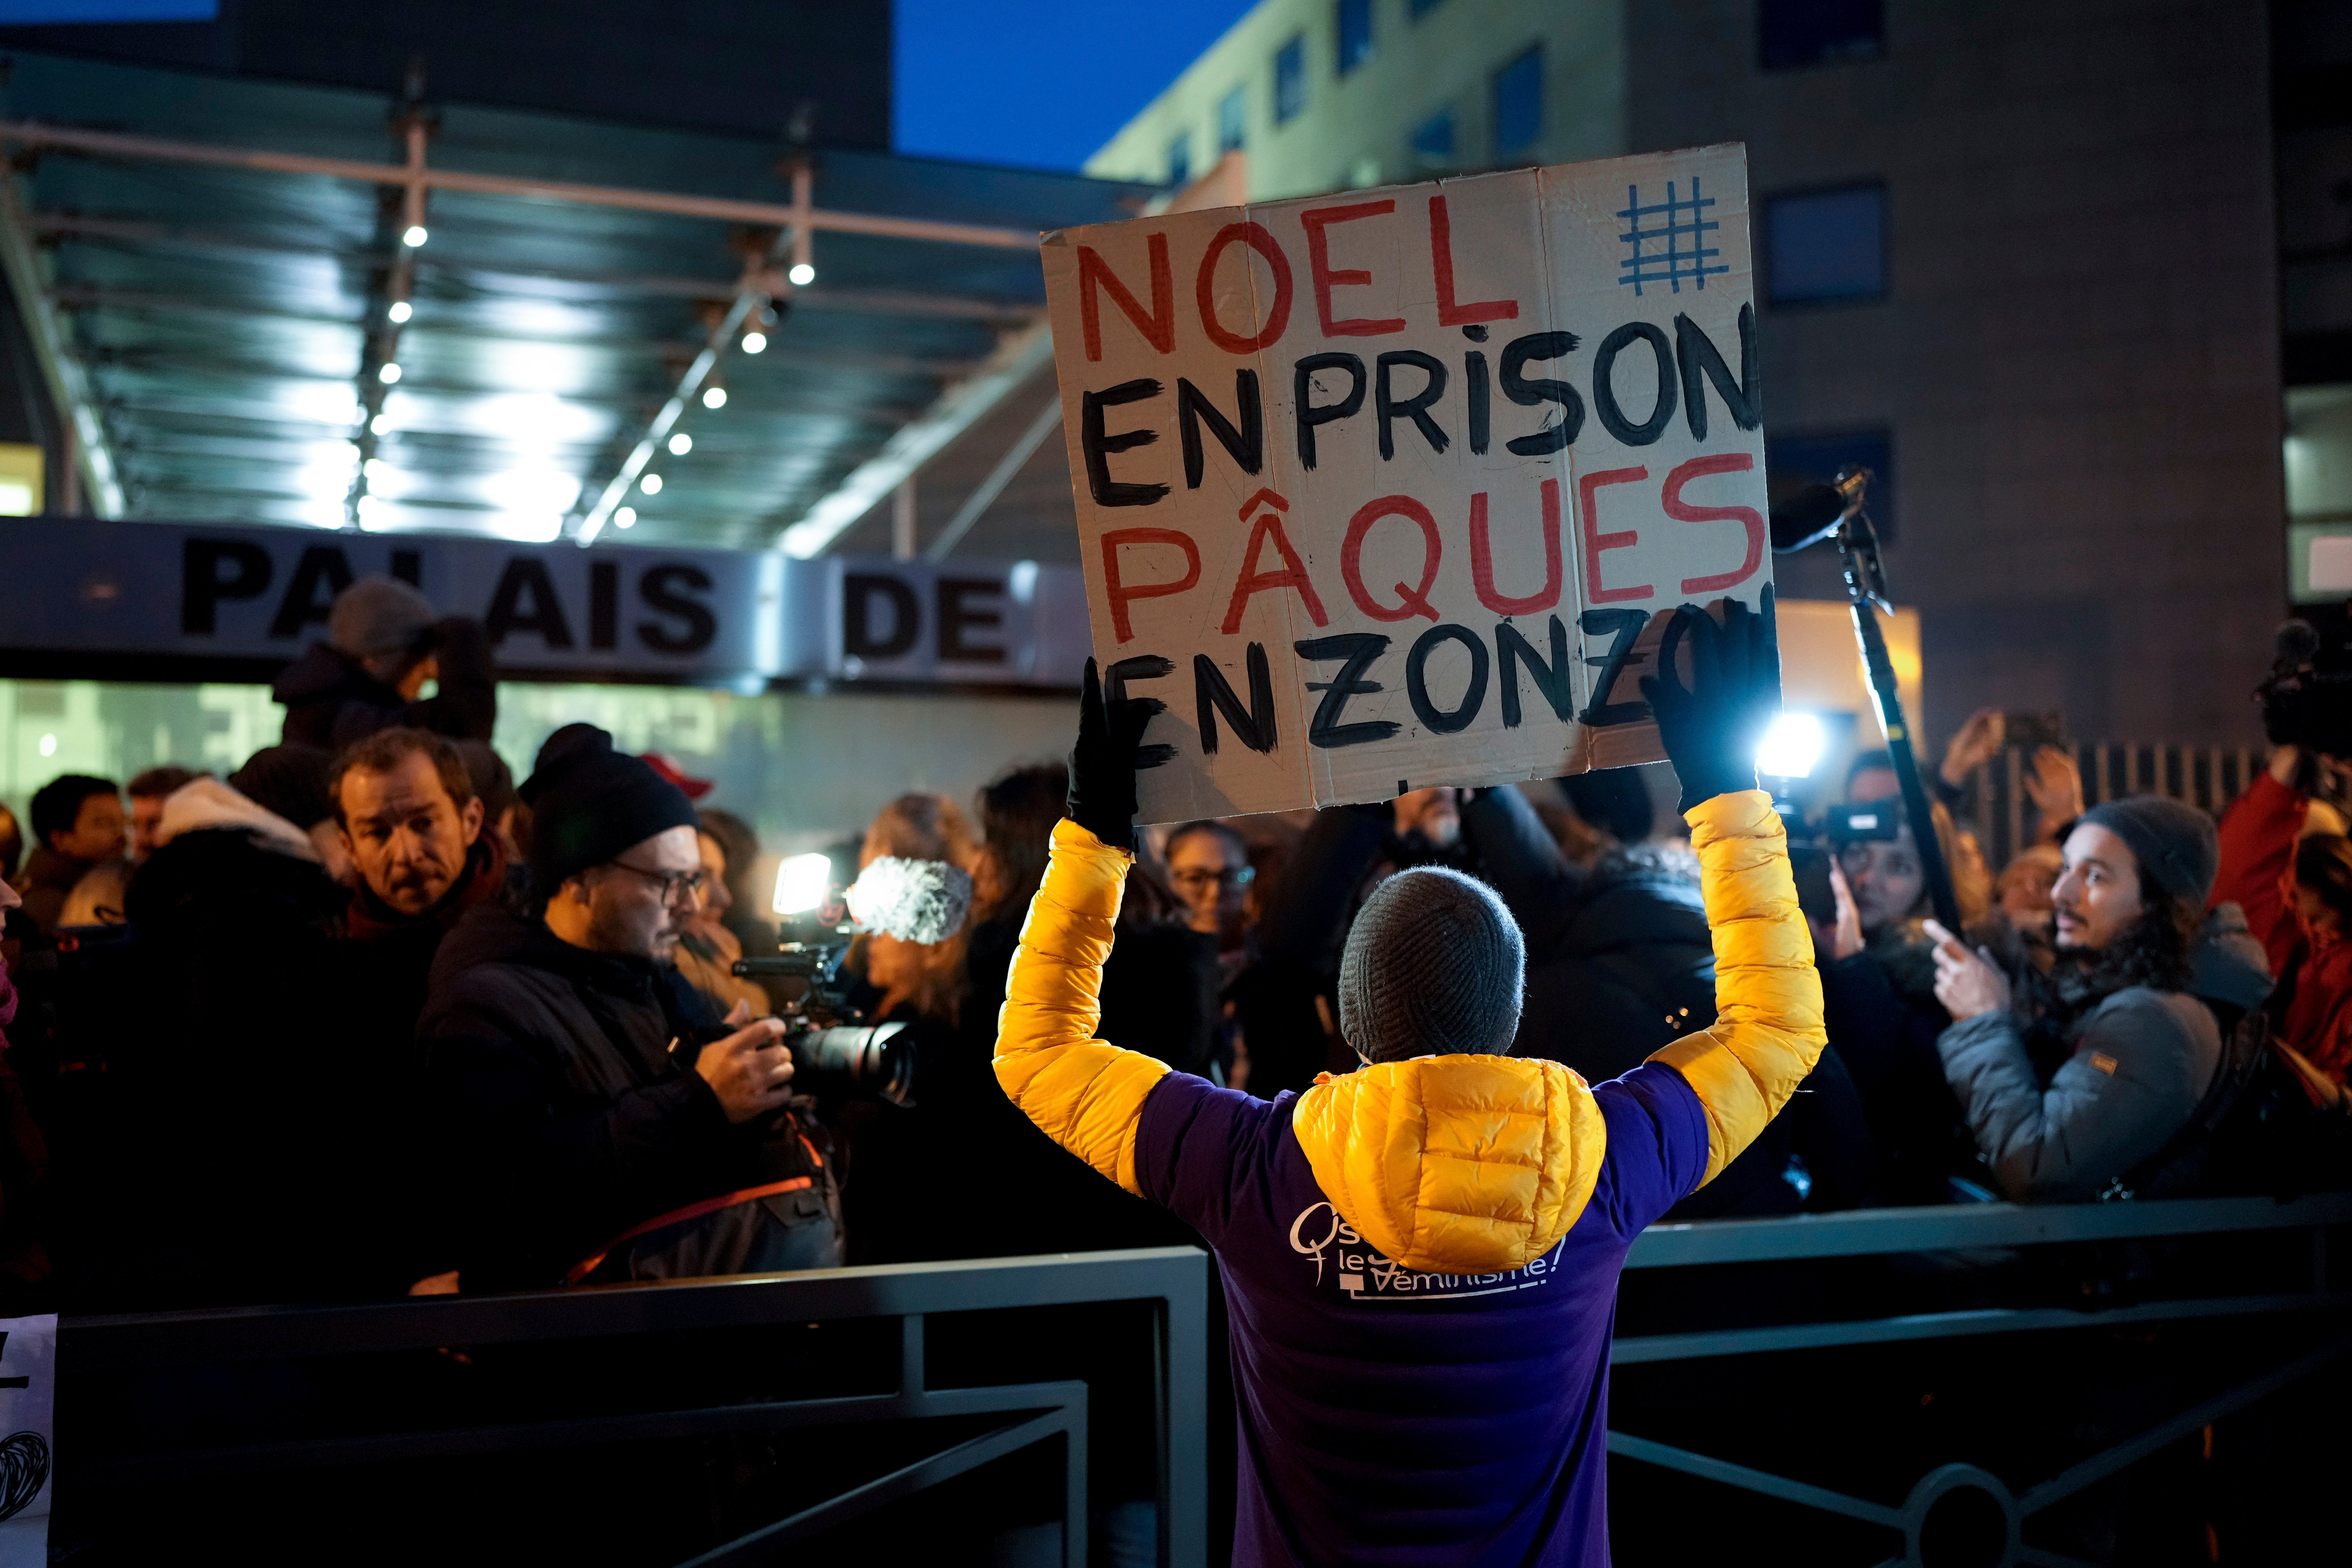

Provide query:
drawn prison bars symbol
left=1616, top=178, right=1730, bottom=296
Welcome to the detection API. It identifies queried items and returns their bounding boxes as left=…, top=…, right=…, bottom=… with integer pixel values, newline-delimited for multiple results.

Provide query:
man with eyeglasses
left=417, top=725, right=839, bottom=1293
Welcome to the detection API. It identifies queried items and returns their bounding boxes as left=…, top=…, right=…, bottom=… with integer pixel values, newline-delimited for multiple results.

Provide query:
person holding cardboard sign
left=995, top=592, right=1823, bottom=1565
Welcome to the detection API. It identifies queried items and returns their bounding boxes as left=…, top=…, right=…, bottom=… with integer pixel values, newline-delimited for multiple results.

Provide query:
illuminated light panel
left=774, top=853, right=831, bottom=915
left=1757, top=711, right=1827, bottom=779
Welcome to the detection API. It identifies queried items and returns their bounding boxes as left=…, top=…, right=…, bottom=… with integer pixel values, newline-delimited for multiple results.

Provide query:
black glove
left=1640, top=587, right=1781, bottom=813
left=1067, top=657, right=1171, bottom=850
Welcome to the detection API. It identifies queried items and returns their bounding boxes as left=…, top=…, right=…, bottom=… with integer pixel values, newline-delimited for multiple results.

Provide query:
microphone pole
left=1828, top=468, right=1963, bottom=932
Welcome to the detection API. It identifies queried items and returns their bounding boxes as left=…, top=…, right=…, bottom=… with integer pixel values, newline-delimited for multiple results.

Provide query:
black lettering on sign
left=180, top=539, right=273, bottom=635
left=1375, top=350, right=1449, bottom=461
left=1293, top=352, right=1366, bottom=471
left=1593, top=322, right=1677, bottom=446
left=390, top=549, right=423, bottom=588
left=267, top=546, right=355, bottom=639
left=1405, top=623, right=1488, bottom=734
left=590, top=560, right=620, bottom=651
left=1081, top=378, right=1169, bottom=508
left=1296, top=633, right=1399, bottom=749
left=0, top=1329, right=23, bottom=1389
left=937, top=577, right=1006, bottom=663
left=1577, top=607, right=1651, bottom=727
left=843, top=573, right=920, bottom=660
left=1177, top=370, right=1263, bottom=488
left=1105, top=654, right=1178, bottom=769
left=484, top=558, right=576, bottom=650
left=1195, top=643, right=1277, bottom=754
left=639, top=564, right=717, bottom=655
left=1500, top=331, right=1582, bottom=456
left=1496, top=616, right=1574, bottom=728
left=1675, top=303, right=1760, bottom=441
left=1466, top=348, right=1490, bottom=455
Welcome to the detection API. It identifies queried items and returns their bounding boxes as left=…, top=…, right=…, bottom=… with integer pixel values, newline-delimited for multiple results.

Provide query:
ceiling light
left=402, top=225, right=428, bottom=248
left=701, top=386, right=728, bottom=410
left=387, top=300, right=413, bottom=324
left=379, top=362, right=402, bottom=384
left=787, top=262, right=816, bottom=287
left=641, top=472, right=664, bottom=495
left=613, top=506, right=637, bottom=530
left=364, top=458, right=389, bottom=482
left=740, top=331, right=768, bottom=354
left=368, top=414, right=387, bottom=436
left=668, top=432, right=693, bottom=456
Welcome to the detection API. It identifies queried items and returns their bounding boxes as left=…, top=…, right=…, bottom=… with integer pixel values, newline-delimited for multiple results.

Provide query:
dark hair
left=974, top=762, right=1067, bottom=925
left=697, top=806, right=760, bottom=882
left=1558, top=768, right=1654, bottom=844
left=2296, top=834, right=2352, bottom=931
left=126, top=765, right=203, bottom=800
left=0, top=803, right=21, bottom=882
left=453, top=741, right=516, bottom=824
left=327, top=728, right=473, bottom=826
left=1845, top=749, right=1896, bottom=788
left=29, top=774, right=118, bottom=848
left=1166, top=819, right=1247, bottom=862
left=2021, top=887, right=2198, bottom=1053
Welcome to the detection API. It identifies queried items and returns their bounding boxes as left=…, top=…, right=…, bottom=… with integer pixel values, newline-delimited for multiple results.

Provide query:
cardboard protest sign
left=0, top=1316, right=53, bottom=1568
left=1041, top=143, right=1770, bottom=821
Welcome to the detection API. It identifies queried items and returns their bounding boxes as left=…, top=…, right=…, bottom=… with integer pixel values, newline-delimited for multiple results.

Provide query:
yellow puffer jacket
left=994, top=791, right=1824, bottom=1274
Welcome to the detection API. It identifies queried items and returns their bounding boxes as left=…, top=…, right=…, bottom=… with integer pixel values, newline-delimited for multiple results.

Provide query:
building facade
left=1089, top=0, right=2293, bottom=751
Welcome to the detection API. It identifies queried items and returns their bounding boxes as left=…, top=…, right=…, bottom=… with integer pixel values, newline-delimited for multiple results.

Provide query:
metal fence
left=1962, top=743, right=2265, bottom=869
left=58, top=1246, right=1210, bottom=1568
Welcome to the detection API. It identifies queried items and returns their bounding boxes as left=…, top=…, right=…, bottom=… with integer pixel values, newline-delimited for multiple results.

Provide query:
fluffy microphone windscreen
left=846, top=857, right=975, bottom=944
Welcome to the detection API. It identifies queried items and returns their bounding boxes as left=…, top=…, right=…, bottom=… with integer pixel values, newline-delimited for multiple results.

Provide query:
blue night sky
left=894, top=0, right=1257, bottom=171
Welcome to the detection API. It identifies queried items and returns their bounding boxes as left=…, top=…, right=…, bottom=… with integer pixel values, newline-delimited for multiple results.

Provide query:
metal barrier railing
left=1962, top=743, right=2264, bottom=869
left=59, top=1245, right=1211, bottom=1568
left=1610, top=1192, right=2352, bottom=1567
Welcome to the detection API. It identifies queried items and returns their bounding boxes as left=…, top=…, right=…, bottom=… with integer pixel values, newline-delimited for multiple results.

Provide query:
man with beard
left=1929, top=797, right=2223, bottom=1202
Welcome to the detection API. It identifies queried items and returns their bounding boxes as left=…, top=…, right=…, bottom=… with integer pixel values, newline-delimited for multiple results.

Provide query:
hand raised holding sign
left=1639, top=587, right=1781, bottom=813
left=1068, top=657, right=1173, bottom=851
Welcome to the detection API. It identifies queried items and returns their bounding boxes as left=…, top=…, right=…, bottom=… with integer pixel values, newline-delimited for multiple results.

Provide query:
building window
left=1274, top=34, right=1308, bottom=123
left=1764, top=184, right=1886, bottom=304
left=1337, top=0, right=1375, bottom=75
left=1768, top=430, right=1895, bottom=542
left=1412, top=109, right=1454, bottom=169
left=1167, top=132, right=1191, bottom=187
left=1218, top=87, right=1247, bottom=152
left=1759, top=0, right=1883, bottom=71
left=1492, top=45, right=1542, bottom=160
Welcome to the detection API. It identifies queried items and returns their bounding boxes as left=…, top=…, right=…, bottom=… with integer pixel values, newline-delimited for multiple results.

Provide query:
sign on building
left=1041, top=144, right=1769, bottom=820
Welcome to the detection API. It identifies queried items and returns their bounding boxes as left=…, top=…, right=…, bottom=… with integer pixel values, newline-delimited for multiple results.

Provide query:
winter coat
left=415, top=905, right=838, bottom=1290
left=9, top=846, right=93, bottom=939
left=1939, top=984, right=2223, bottom=1203
left=272, top=615, right=495, bottom=748
left=2215, top=771, right=2352, bottom=1082
left=994, top=794, right=1825, bottom=1566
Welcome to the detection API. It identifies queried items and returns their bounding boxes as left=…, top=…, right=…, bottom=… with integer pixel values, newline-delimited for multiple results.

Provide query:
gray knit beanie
left=2078, top=795, right=2219, bottom=909
left=328, top=575, right=437, bottom=659
left=1338, top=866, right=1525, bottom=1063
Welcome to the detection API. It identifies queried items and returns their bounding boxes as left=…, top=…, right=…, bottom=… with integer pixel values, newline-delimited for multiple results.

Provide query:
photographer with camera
left=416, top=725, right=837, bottom=1292
left=273, top=575, right=495, bottom=749
left=995, top=595, right=1824, bottom=1564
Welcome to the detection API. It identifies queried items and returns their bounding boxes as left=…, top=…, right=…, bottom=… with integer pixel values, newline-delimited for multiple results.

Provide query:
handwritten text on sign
left=1041, top=144, right=1770, bottom=821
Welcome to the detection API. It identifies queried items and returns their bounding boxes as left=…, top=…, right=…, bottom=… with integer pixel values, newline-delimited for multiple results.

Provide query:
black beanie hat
left=1338, top=866, right=1526, bottom=1063
left=230, top=744, right=335, bottom=830
left=2078, top=795, right=2218, bottom=909
left=518, top=724, right=698, bottom=898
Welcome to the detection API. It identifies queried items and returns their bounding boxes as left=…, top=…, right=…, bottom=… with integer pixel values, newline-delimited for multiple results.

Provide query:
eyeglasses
left=1169, top=866, right=1255, bottom=891
left=604, top=861, right=708, bottom=904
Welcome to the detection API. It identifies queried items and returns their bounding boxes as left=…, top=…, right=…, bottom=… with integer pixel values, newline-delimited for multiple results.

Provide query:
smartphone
left=2003, top=710, right=2068, bottom=751
left=1788, top=844, right=1835, bottom=928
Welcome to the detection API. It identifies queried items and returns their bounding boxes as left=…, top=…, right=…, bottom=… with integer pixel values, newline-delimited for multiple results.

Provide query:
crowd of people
left=0, top=575, right=2347, bottom=1321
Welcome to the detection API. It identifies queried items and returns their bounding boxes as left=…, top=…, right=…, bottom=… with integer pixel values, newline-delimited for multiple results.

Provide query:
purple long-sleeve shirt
left=1134, top=1062, right=1709, bottom=1566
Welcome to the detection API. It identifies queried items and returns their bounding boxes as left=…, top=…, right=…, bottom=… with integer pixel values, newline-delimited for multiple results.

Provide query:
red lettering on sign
left=1196, top=222, right=1294, bottom=354
left=1078, top=235, right=1174, bottom=362
left=1661, top=453, right=1765, bottom=594
left=1430, top=196, right=1518, bottom=328
left=1221, top=506, right=1328, bottom=633
left=1579, top=467, right=1653, bottom=603
left=1300, top=201, right=1406, bottom=338
left=1469, top=478, right=1562, bottom=615
left=1341, top=496, right=1442, bottom=622
left=1101, top=527, right=1200, bottom=641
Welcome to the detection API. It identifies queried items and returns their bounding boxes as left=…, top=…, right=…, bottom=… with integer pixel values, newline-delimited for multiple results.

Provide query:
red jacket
left=2215, top=773, right=2352, bottom=1083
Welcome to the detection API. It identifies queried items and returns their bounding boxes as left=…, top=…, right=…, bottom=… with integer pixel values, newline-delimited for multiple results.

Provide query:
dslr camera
left=728, top=940, right=917, bottom=1106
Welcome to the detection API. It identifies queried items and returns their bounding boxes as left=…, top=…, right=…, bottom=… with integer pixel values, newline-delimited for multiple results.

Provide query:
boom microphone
left=1769, top=468, right=1871, bottom=554
left=845, top=857, right=974, bottom=944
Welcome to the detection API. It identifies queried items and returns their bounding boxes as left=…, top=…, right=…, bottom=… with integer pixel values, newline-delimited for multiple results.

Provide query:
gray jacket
left=1939, top=986, right=2222, bottom=1203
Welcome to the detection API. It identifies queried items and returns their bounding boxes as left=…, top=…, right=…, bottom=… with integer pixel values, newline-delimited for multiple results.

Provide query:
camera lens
left=791, top=1021, right=916, bottom=1106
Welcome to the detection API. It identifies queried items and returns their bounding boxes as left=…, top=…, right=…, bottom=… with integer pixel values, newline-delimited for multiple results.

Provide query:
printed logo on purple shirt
left=1288, top=1201, right=1568, bottom=1303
